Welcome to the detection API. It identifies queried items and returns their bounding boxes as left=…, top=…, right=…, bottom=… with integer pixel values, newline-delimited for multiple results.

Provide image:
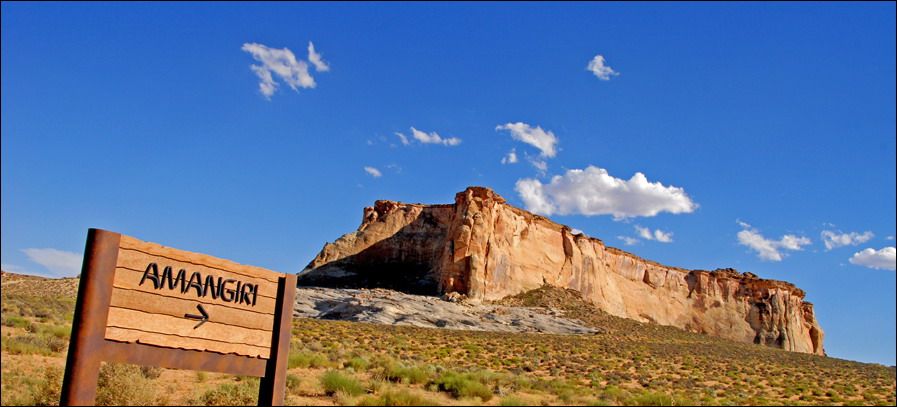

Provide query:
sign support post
left=60, top=228, right=296, bottom=406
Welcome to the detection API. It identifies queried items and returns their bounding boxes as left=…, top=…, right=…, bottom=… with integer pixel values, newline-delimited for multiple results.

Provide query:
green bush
left=193, top=379, right=259, bottom=406
left=500, top=395, right=533, bottom=406
left=356, top=389, right=437, bottom=406
left=288, top=350, right=330, bottom=369
left=96, top=363, right=157, bottom=406
left=347, top=356, right=371, bottom=371
left=2, top=333, right=66, bottom=355
left=286, top=374, right=301, bottom=393
left=321, top=370, right=366, bottom=397
left=432, top=371, right=493, bottom=401
left=1, top=314, right=32, bottom=329
left=385, top=363, right=431, bottom=384
left=29, top=366, right=63, bottom=406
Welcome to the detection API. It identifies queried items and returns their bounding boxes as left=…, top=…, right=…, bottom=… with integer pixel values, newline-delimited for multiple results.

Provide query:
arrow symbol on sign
left=184, top=304, right=209, bottom=329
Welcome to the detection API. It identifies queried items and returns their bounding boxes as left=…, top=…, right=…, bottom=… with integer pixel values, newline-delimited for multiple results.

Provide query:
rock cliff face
left=300, top=187, right=825, bottom=355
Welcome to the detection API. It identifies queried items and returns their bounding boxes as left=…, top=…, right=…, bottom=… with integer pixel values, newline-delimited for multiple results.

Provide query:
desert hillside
left=1, top=271, right=895, bottom=406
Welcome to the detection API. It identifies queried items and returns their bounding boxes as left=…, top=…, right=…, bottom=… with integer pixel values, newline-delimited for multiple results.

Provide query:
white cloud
left=618, top=236, right=639, bottom=246
left=307, top=41, right=330, bottom=72
left=570, top=228, right=584, bottom=235
left=515, top=166, right=697, bottom=219
left=736, top=223, right=811, bottom=261
left=821, top=230, right=874, bottom=250
left=242, top=42, right=319, bottom=98
left=395, top=132, right=410, bottom=146
left=849, top=247, right=896, bottom=271
left=496, top=122, right=558, bottom=158
left=527, top=156, right=548, bottom=173
left=410, top=127, right=461, bottom=146
left=586, top=54, right=619, bottom=80
left=635, top=226, right=673, bottom=243
left=21, top=248, right=82, bottom=277
left=363, top=166, right=382, bottom=178
left=501, top=149, right=518, bottom=164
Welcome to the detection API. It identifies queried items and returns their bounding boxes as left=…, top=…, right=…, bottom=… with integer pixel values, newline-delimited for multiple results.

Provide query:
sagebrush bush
left=432, top=371, right=493, bottom=401
left=96, top=363, right=157, bottom=406
left=355, top=389, right=437, bottom=406
left=321, top=370, right=366, bottom=397
left=193, top=379, right=259, bottom=406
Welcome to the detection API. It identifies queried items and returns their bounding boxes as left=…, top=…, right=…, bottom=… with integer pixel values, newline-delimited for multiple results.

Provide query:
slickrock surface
left=301, top=187, right=824, bottom=355
left=293, top=287, right=598, bottom=335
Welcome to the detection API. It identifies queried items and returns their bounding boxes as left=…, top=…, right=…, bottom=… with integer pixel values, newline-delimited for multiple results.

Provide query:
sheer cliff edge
left=299, top=186, right=825, bottom=355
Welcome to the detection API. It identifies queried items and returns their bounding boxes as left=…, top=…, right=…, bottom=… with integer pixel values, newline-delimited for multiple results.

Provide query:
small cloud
left=618, top=236, right=639, bottom=246
left=849, top=247, right=896, bottom=271
left=515, top=166, right=697, bottom=219
left=21, top=248, right=82, bottom=277
left=242, top=42, right=324, bottom=98
left=527, top=156, right=548, bottom=174
left=736, top=222, right=811, bottom=262
left=501, top=149, right=518, bottom=164
left=635, top=226, right=673, bottom=243
left=821, top=230, right=874, bottom=250
left=395, top=132, right=410, bottom=146
left=410, top=127, right=461, bottom=146
left=307, top=41, right=330, bottom=72
left=364, top=166, right=382, bottom=178
left=571, top=228, right=584, bottom=235
left=586, top=54, right=619, bottom=80
left=385, top=164, right=402, bottom=174
left=496, top=122, right=558, bottom=158
left=887, top=236, right=894, bottom=241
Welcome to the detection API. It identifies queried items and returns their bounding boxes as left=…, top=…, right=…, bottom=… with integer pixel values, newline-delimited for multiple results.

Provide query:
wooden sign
left=60, top=229, right=296, bottom=406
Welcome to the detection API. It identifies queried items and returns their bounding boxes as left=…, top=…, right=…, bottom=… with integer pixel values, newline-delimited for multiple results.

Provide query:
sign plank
left=105, top=327, right=271, bottom=359
left=116, top=248, right=280, bottom=299
left=112, top=267, right=278, bottom=311
left=119, top=235, right=280, bottom=282
left=109, top=288, right=274, bottom=331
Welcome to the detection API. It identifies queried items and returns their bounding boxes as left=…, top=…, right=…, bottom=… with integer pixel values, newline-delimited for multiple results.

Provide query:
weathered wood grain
left=119, top=235, right=281, bottom=283
left=112, top=267, right=278, bottom=311
left=105, top=327, right=270, bottom=359
left=109, top=288, right=275, bottom=331
left=116, top=247, right=279, bottom=298
left=105, top=307, right=272, bottom=348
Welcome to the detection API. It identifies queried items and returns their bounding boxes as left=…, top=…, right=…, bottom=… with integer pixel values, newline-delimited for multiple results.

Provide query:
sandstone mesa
left=299, top=186, right=824, bottom=355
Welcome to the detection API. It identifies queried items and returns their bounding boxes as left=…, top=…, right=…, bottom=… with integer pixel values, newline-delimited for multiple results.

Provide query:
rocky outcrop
left=300, top=186, right=825, bottom=355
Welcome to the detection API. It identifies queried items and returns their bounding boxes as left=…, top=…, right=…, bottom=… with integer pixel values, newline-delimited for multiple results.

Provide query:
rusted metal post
left=257, top=274, right=296, bottom=406
left=60, top=229, right=121, bottom=406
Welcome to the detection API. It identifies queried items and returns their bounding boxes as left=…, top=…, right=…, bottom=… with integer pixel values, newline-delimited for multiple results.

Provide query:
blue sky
left=2, top=3, right=894, bottom=365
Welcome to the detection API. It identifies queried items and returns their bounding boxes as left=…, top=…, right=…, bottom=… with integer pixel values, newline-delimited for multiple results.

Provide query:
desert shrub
left=29, top=366, right=63, bottom=406
left=37, top=324, right=71, bottom=340
left=2, top=333, right=66, bottom=355
left=1, top=314, right=32, bottom=329
left=139, top=365, right=163, bottom=380
left=193, top=379, right=259, bottom=406
left=346, top=356, right=371, bottom=371
left=385, top=363, right=431, bottom=384
left=96, top=363, right=157, bottom=406
left=286, top=374, right=301, bottom=393
left=432, top=371, right=493, bottom=401
left=355, top=389, right=437, bottom=406
left=500, top=395, right=535, bottom=406
left=321, top=370, right=365, bottom=397
left=288, top=350, right=330, bottom=369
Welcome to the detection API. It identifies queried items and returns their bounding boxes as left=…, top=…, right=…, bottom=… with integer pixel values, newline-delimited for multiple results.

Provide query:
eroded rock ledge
left=300, top=186, right=824, bottom=355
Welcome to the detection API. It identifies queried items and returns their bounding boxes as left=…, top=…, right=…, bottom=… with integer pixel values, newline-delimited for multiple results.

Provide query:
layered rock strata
left=300, top=187, right=824, bottom=355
